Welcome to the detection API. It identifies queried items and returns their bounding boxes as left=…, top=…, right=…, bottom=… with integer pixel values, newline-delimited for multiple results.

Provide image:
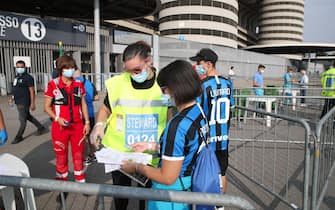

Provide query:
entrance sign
left=0, top=11, right=87, bottom=46
left=20, top=18, right=46, bottom=41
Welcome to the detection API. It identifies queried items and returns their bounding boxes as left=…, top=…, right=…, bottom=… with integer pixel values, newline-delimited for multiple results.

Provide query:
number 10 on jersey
left=209, top=98, right=230, bottom=125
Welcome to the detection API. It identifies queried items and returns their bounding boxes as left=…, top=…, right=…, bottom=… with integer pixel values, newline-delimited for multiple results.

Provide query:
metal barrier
left=311, top=106, right=335, bottom=210
left=26, top=72, right=120, bottom=94
left=230, top=106, right=312, bottom=210
left=82, top=72, right=120, bottom=91
left=234, top=87, right=327, bottom=123
left=0, top=175, right=255, bottom=210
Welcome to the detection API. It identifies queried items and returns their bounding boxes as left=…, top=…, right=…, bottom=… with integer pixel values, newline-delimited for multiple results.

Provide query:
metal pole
left=302, top=120, right=311, bottom=210
left=153, top=34, right=159, bottom=70
left=94, top=0, right=101, bottom=91
left=311, top=134, right=320, bottom=210
left=0, top=176, right=255, bottom=210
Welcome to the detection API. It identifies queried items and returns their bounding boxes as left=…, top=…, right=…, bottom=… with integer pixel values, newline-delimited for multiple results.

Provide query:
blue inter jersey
left=284, top=73, right=293, bottom=88
left=159, top=104, right=206, bottom=177
left=197, top=75, right=235, bottom=151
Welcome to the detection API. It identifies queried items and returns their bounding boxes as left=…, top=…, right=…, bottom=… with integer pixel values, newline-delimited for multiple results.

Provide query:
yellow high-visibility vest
left=102, top=72, right=167, bottom=165
left=321, top=68, right=335, bottom=97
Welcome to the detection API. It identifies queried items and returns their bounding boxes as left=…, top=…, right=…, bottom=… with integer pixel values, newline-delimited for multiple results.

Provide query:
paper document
left=95, top=147, right=152, bottom=173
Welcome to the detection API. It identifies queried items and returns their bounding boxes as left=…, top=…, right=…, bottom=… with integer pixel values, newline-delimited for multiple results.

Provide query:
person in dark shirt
left=11, top=60, right=47, bottom=144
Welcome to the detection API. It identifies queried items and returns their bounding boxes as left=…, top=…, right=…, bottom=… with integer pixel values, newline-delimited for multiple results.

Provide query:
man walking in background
left=11, top=60, right=47, bottom=144
left=299, top=69, right=309, bottom=106
left=253, top=64, right=265, bottom=96
left=283, top=67, right=295, bottom=105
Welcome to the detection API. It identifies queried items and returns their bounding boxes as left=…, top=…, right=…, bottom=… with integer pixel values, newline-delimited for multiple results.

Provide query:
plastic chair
left=0, top=153, right=37, bottom=210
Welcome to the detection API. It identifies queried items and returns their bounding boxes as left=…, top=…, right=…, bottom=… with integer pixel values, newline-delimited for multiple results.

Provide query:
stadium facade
left=0, top=0, right=309, bottom=95
left=158, top=0, right=304, bottom=48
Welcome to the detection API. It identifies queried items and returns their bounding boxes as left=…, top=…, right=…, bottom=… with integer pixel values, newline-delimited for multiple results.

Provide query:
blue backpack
left=185, top=104, right=222, bottom=210
left=192, top=137, right=222, bottom=210
left=180, top=104, right=222, bottom=210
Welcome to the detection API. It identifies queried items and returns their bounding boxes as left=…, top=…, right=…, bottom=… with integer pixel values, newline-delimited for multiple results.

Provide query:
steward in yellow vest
left=103, top=72, right=167, bottom=155
left=321, top=64, right=335, bottom=117
left=90, top=41, right=170, bottom=210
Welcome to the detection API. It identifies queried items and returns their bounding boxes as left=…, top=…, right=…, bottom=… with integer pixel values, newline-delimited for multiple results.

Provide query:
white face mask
left=131, top=68, right=149, bottom=83
left=63, top=68, right=75, bottom=78
left=260, top=70, right=265, bottom=74
left=16, top=67, right=25, bottom=74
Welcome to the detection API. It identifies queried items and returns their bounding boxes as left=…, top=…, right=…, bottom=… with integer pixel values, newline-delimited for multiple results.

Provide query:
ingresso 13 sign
left=20, top=18, right=46, bottom=41
left=0, top=11, right=87, bottom=46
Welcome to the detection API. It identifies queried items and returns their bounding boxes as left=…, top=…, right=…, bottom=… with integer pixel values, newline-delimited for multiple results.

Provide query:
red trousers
left=52, top=122, right=86, bottom=182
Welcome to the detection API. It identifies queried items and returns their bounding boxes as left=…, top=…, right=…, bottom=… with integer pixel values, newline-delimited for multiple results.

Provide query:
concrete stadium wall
left=158, top=37, right=290, bottom=80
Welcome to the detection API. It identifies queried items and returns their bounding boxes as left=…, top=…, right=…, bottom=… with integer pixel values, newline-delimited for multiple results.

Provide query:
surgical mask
left=63, top=68, right=75, bottom=78
left=131, top=68, right=149, bottom=83
left=16, top=68, right=25, bottom=74
left=260, top=70, right=265, bottom=74
left=162, top=94, right=172, bottom=106
left=195, top=65, right=206, bottom=76
left=74, top=76, right=84, bottom=82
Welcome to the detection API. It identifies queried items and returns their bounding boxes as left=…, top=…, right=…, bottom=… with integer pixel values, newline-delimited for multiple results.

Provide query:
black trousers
left=321, top=98, right=335, bottom=118
left=300, top=89, right=306, bottom=104
left=111, top=170, right=151, bottom=210
left=15, top=104, right=43, bottom=139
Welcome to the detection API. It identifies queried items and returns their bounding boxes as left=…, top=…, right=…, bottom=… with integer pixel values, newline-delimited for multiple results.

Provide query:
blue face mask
left=161, top=94, right=172, bottom=106
left=195, top=65, right=206, bottom=76
left=74, top=76, right=84, bottom=82
left=63, top=68, right=75, bottom=78
left=131, top=68, right=149, bottom=83
left=16, top=67, right=25, bottom=74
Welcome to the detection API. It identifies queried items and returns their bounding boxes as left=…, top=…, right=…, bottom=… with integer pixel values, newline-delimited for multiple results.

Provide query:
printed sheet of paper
left=95, top=147, right=152, bottom=173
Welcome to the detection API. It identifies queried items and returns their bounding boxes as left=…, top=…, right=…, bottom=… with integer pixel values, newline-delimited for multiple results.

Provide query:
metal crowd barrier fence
left=233, top=87, right=329, bottom=124
left=3, top=72, right=121, bottom=94
left=229, top=106, right=312, bottom=210
left=82, top=72, right=120, bottom=91
left=0, top=175, right=255, bottom=210
left=311, top=106, right=335, bottom=210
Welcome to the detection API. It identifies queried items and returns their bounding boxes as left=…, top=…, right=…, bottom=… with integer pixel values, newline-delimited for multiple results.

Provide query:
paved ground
left=0, top=91, right=333, bottom=210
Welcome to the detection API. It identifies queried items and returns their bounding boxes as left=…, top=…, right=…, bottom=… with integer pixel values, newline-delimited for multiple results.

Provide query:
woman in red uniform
left=44, top=55, right=90, bottom=184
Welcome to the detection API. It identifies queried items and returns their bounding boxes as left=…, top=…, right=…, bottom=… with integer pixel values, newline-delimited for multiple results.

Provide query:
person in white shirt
left=299, top=69, right=309, bottom=106
left=228, top=66, right=235, bottom=80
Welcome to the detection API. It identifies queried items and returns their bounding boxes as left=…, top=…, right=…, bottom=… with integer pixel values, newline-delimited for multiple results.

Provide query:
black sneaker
left=12, top=137, right=23, bottom=144
left=84, top=154, right=97, bottom=166
left=56, top=192, right=68, bottom=203
left=36, top=127, right=48, bottom=136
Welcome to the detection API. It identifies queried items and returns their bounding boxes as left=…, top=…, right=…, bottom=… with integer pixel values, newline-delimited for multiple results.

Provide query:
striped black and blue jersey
left=159, top=104, right=206, bottom=177
left=197, top=75, right=235, bottom=151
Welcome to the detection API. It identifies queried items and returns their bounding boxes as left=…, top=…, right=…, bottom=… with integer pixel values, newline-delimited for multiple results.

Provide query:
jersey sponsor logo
left=208, top=135, right=228, bottom=143
left=125, top=114, right=158, bottom=145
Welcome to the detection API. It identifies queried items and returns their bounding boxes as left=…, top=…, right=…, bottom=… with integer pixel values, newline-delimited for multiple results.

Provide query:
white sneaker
left=300, top=104, right=307, bottom=107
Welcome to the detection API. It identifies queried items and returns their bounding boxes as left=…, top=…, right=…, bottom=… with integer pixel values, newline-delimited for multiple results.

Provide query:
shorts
left=215, top=150, right=229, bottom=176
